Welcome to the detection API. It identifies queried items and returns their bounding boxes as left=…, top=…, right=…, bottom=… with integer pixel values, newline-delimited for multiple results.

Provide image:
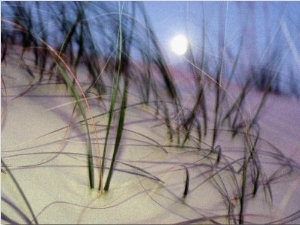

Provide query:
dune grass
left=1, top=160, right=38, bottom=224
left=2, top=1, right=300, bottom=224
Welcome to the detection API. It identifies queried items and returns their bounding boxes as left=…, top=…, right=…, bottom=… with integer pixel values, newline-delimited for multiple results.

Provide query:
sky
left=143, top=2, right=299, bottom=59
left=1, top=1, right=300, bottom=95
left=142, top=1, right=300, bottom=94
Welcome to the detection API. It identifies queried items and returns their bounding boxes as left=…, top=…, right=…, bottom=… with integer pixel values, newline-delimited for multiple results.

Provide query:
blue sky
left=1, top=1, right=300, bottom=95
left=141, top=2, right=300, bottom=93
left=143, top=2, right=300, bottom=60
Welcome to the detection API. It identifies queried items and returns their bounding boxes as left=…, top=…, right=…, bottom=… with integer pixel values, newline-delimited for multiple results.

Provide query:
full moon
left=170, top=35, right=188, bottom=55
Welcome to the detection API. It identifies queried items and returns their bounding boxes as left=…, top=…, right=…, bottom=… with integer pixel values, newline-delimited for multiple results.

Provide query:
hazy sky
left=143, top=2, right=300, bottom=60
left=142, top=1, right=300, bottom=91
left=1, top=1, right=300, bottom=94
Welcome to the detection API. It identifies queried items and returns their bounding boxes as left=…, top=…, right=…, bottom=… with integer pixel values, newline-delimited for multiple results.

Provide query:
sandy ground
left=2, top=59, right=300, bottom=224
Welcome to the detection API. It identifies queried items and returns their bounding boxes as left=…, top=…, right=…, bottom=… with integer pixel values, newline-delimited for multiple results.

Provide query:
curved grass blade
left=103, top=2, right=126, bottom=191
left=1, top=160, right=38, bottom=224
left=104, top=79, right=128, bottom=191
left=56, top=63, right=94, bottom=189
left=2, top=197, right=32, bottom=224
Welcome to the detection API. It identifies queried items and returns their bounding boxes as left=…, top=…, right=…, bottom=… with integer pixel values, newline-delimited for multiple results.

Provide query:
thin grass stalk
left=163, top=103, right=173, bottom=142
left=138, top=2, right=179, bottom=100
left=211, top=3, right=228, bottom=149
left=200, top=3, right=208, bottom=136
left=211, top=68, right=221, bottom=148
left=222, top=159, right=243, bottom=224
left=103, top=2, right=137, bottom=190
left=34, top=2, right=48, bottom=79
left=37, top=36, right=102, bottom=190
left=1, top=160, right=38, bottom=224
left=138, top=3, right=183, bottom=135
left=9, top=2, right=32, bottom=56
left=181, top=37, right=206, bottom=146
left=238, top=124, right=262, bottom=223
left=239, top=138, right=251, bottom=224
left=203, top=145, right=234, bottom=223
left=249, top=76, right=275, bottom=130
left=102, top=2, right=124, bottom=191
left=141, top=44, right=152, bottom=104
left=228, top=77, right=253, bottom=137
left=100, top=52, right=122, bottom=188
left=56, top=63, right=94, bottom=189
left=188, top=3, right=207, bottom=141
left=124, top=128, right=168, bottom=154
left=224, top=38, right=245, bottom=92
left=189, top=157, right=241, bottom=193
left=269, top=210, right=300, bottom=224
left=117, top=161, right=163, bottom=183
left=58, top=10, right=80, bottom=68
left=80, top=3, right=108, bottom=97
left=248, top=128, right=260, bottom=196
left=103, top=2, right=138, bottom=191
left=104, top=77, right=128, bottom=191
left=84, top=39, right=108, bottom=97
left=1, top=197, right=33, bottom=224
left=182, top=165, right=189, bottom=198
left=1, top=212, right=25, bottom=224
left=71, top=2, right=89, bottom=73
left=221, top=11, right=252, bottom=135
left=1, top=40, right=8, bottom=62
left=211, top=174, right=234, bottom=224
left=220, top=39, right=247, bottom=129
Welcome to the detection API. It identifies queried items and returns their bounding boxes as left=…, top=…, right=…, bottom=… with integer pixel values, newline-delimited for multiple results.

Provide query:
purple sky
left=142, top=1, right=300, bottom=93
left=1, top=1, right=300, bottom=95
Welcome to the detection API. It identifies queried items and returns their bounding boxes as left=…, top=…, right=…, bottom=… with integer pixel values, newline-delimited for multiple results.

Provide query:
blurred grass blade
left=103, top=2, right=125, bottom=191
left=2, top=197, right=32, bottom=224
left=104, top=79, right=128, bottom=191
left=56, top=63, right=94, bottom=189
left=214, top=145, right=222, bottom=165
left=1, top=160, right=38, bottom=224
left=182, top=165, right=190, bottom=198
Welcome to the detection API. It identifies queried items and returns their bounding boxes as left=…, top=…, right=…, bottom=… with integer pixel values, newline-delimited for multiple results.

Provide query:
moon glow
left=170, top=35, right=188, bottom=55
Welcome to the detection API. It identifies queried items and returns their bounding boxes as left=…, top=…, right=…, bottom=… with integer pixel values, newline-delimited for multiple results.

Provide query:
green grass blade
left=56, top=63, right=94, bottom=189
left=1, top=160, right=38, bottom=224
left=104, top=79, right=128, bottom=191
left=102, top=2, right=125, bottom=191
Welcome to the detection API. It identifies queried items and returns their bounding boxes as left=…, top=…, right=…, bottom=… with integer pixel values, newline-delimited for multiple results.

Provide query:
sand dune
left=2, top=56, right=300, bottom=224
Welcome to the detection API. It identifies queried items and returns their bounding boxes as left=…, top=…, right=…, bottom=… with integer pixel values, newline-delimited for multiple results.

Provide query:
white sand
left=2, top=58, right=300, bottom=224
